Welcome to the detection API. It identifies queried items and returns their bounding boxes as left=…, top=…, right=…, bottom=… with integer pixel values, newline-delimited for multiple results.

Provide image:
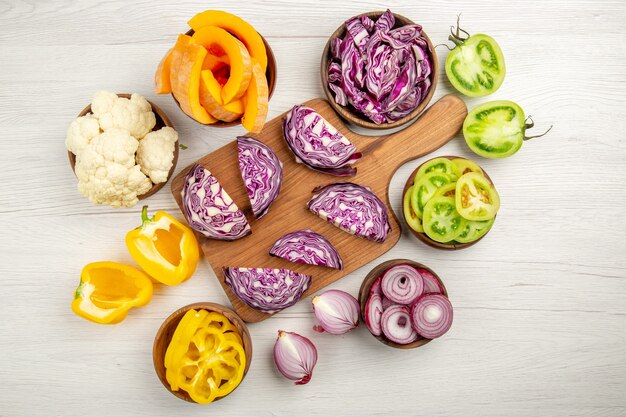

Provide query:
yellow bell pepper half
left=71, top=261, right=153, bottom=324
left=126, top=206, right=200, bottom=286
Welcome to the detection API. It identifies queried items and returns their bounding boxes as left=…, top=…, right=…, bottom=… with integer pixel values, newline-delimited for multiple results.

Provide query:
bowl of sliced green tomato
left=402, top=156, right=500, bottom=250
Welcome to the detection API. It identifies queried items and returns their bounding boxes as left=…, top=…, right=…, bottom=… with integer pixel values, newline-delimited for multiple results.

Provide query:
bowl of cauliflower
left=66, top=91, right=179, bottom=208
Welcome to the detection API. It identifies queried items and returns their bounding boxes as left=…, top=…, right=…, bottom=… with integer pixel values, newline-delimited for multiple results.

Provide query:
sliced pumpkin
left=199, top=70, right=244, bottom=122
left=170, top=34, right=217, bottom=124
left=241, top=58, right=269, bottom=133
left=154, top=48, right=173, bottom=94
left=188, top=10, right=267, bottom=71
left=202, top=52, right=230, bottom=72
left=191, top=26, right=252, bottom=103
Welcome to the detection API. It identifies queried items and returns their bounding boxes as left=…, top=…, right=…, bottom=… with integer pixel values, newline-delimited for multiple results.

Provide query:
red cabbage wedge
left=270, top=229, right=343, bottom=269
left=282, top=105, right=361, bottom=176
left=307, top=182, right=390, bottom=243
left=327, top=9, right=433, bottom=124
left=237, top=136, right=283, bottom=219
left=181, top=164, right=251, bottom=241
left=223, top=267, right=311, bottom=314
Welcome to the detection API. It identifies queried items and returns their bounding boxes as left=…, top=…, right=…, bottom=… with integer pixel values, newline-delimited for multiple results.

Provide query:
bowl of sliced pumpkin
left=155, top=10, right=276, bottom=133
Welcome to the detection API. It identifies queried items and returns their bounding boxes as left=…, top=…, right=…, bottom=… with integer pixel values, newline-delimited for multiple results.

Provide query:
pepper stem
left=140, top=205, right=153, bottom=228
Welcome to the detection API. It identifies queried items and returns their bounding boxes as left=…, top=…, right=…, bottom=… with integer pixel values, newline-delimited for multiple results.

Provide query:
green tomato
left=454, top=217, right=495, bottom=244
left=445, top=32, right=506, bottom=97
left=463, top=100, right=553, bottom=158
left=433, top=182, right=457, bottom=198
left=455, top=172, right=500, bottom=221
left=403, top=185, right=423, bottom=233
left=411, top=172, right=454, bottom=219
left=451, top=158, right=483, bottom=175
left=415, top=158, right=460, bottom=181
left=422, top=196, right=468, bottom=243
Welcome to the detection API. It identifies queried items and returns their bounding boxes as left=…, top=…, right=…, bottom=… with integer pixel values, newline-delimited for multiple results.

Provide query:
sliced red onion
left=274, top=330, right=318, bottom=385
left=418, top=268, right=444, bottom=295
left=307, top=182, right=391, bottom=243
left=282, top=105, right=361, bottom=177
left=369, top=277, right=382, bottom=297
left=223, top=267, right=311, bottom=314
left=269, top=229, right=343, bottom=269
left=181, top=164, right=251, bottom=241
left=410, top=294, right=453, bottom=339
left=311, top=289, right=359, bottom=335
left=381, top=264, right=424, bottom=305
left=380, top=304, right=419, bottom=344
left=364, top=292, right=383, bottom=336
left=237, top=136, right=283, bottom=219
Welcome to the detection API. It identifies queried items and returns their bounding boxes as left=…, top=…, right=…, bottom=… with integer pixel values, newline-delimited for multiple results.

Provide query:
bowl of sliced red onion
left=320, top=10, right=438, bottom=129
left=358, top=259, right=453, bottom=349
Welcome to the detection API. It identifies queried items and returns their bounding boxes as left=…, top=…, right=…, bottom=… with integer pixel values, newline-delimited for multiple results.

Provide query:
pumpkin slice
left=191, top=26, right=251, bottom=104
left=202, top=52, right=230, bottom=72
left=241, top=58, right=269, bottom=133
left=199, top=70, right=244, bottom=122
left=170, top=34, right=216, bottom=124
left=188, top=10, right=267, bottom=71
left=154, top=48, right=173, bottom=94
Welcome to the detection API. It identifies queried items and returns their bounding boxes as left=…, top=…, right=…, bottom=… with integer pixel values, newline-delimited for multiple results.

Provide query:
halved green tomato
left=403, top=186, right=423, bottom=233
left=463, top=100, right=525, bottom=158
left=433, top=182, right=457, bottom=198
left=422, top=196, right=467, bottom=243
left=411, top=172, right=453, bottom=219
left=455, top=172, right=500, bottom=221
left=455, top=217, right=494, bottom=244
left=445, top=33, right=506, bottom=97
left=416, top=158, right=460, bottom=181
left=451, top=158, right=483, bottom=175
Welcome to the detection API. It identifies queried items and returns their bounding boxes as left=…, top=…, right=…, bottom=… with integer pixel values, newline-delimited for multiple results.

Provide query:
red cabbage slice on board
left=237, top=136, right=283, bottom=219
left=269, top=229, right=343, bottom=270
left=282, top=105, right=361, bottom=177
left=181, top=164, right=251, bottom=241
left=307, top=182, right=391, bottom=243
left=223, top=267, right=311, bottom=313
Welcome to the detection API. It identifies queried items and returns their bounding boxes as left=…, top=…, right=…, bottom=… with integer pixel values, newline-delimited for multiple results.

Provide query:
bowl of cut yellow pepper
left=153, top=302, right=252, bottom=404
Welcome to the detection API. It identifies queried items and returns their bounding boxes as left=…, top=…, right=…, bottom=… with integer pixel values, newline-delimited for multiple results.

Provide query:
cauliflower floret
left=75, top=128, right=152, bottom=208
left=136, top=127, right=178, bottom=184
left=65, top=114, right=101, bottom=155
left=91, top=91, right=156, bottom=139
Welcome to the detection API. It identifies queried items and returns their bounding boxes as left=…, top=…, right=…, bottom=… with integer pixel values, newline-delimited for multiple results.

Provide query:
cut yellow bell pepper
left=71, top=261, right=153, bottom=324
left=126, top=206, right=199, bottom=286
left=164, top=309, right=246, bottom=404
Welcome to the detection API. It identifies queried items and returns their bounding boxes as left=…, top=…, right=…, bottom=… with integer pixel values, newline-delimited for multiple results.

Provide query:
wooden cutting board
left=171, top=95, right=467, bottom=322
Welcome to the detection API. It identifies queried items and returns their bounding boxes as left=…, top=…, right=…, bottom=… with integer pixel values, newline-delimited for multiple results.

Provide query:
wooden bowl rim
left=402, top=156, right=497, bottom=250
left=358, top=259, right=448, bottom=349
left=320, top=10, right=439, bottom=130
left=170, top=29, right=277, bottom=128
left=67, top=93, right=178, bottom=200
left=152, top=302, right=253, bottom=404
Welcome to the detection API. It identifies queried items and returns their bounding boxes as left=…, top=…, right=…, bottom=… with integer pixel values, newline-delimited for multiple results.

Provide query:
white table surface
left=2, top=1, right=625, bottom=416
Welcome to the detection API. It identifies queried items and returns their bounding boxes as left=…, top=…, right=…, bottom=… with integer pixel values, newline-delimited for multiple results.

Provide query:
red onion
left=419, top=268, right=444, bottom=294
left=369, top=277, right=382, bottom=296
left=273, top=330, right=318, bottom=385
left=311, top=289, right=360, bottom=335
left=381, top=265, right=424, bottom=305
left=381, top=296, right=394, bottom=310
left=380, top=304, right=419, bottom=344
left=364, top=292, right=383, bottom=336
left=410, top=294, right=453, bottom=339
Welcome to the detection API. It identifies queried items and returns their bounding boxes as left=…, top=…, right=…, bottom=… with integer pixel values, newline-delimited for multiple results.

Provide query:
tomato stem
left=524, top=125, right=553, bottom=141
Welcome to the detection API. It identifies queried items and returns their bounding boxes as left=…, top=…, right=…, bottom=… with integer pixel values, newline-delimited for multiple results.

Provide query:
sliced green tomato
left=403, top=186, right=423, bottom=233
left=451, top=158, right=483, bottom=175
left=463, top=100, right=525, bottom=159
left=445, top=34, right=506, bottom=97
left=411, top=172, right=453, bottom=219
left=455, top=172, right=500, bottom=221
left=415, top=158, right=460, bottom=181
left=422, top=196, right=467, bottom=243
left=433, top=182, right=457, bottom=198
left=455, top=217, right=494, bottom=243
